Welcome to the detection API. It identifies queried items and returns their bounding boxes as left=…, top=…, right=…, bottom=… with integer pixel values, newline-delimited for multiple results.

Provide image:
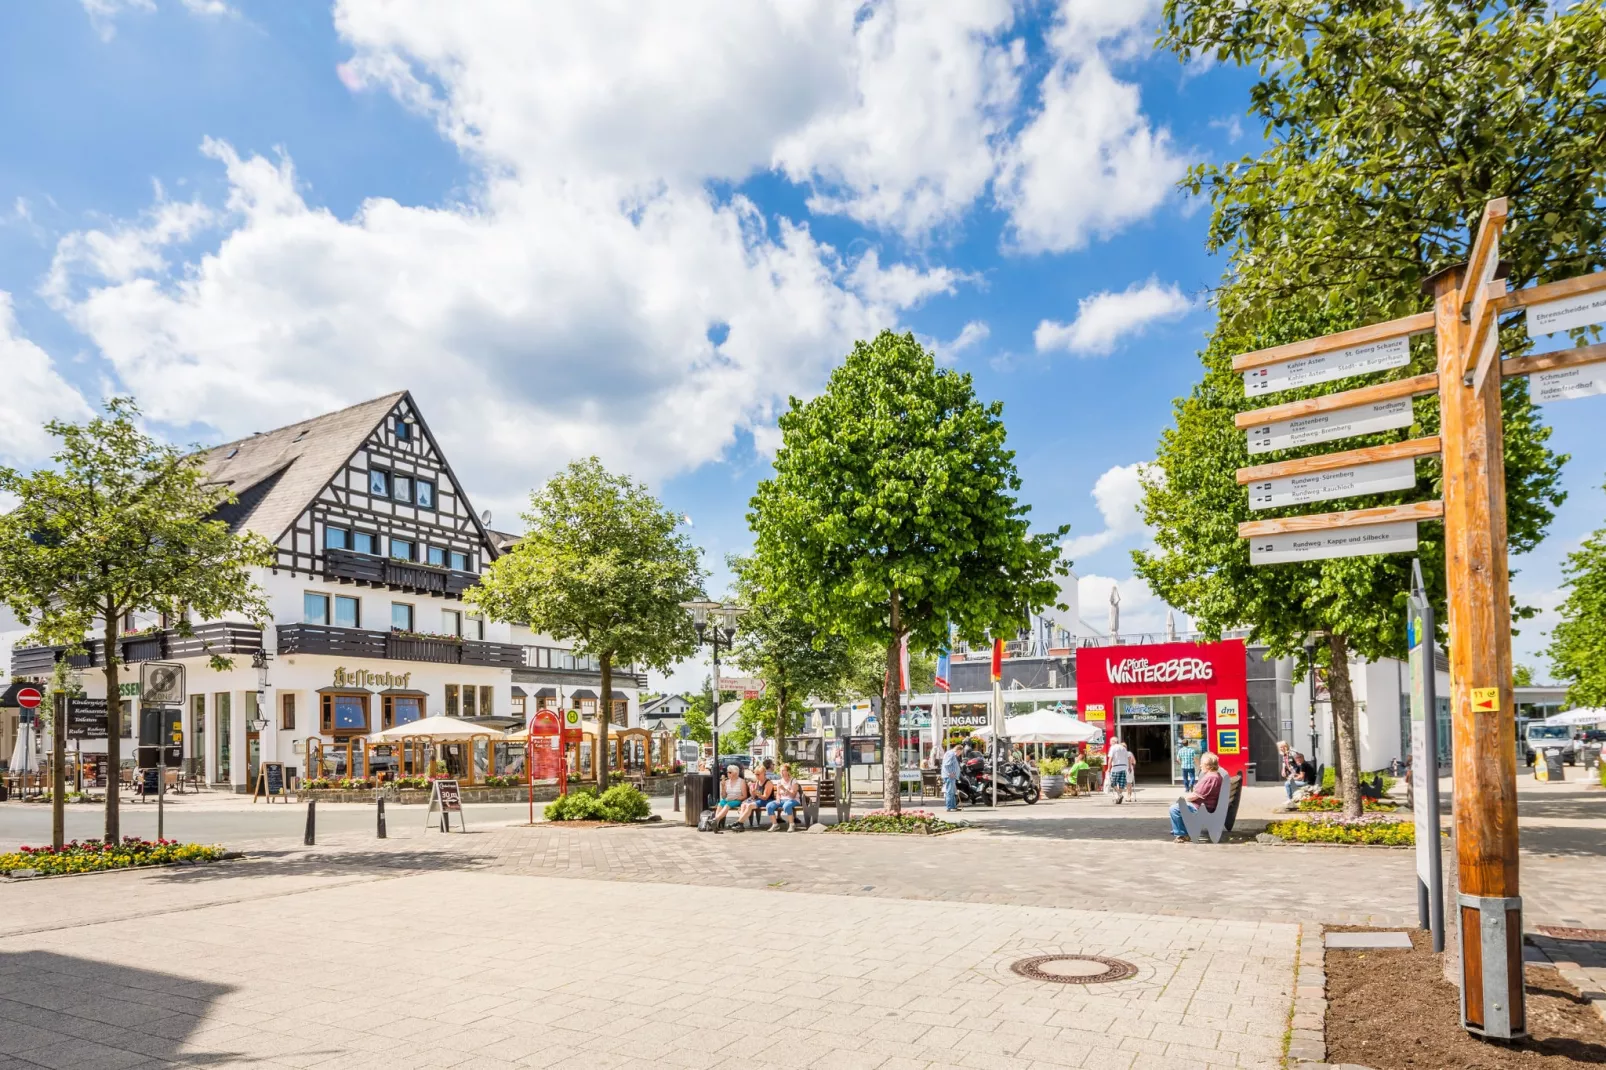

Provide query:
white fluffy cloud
left=1035, top=278, right=1193, bottom=355
left=0, top=293, right=94, bottom=467
left=81, top=0, right=229, bottom=40
left=1078, top=572, right=1182, bottom=639
left=1063, top=462, right=1154, bottom=560
left=997, top=0, right=1184, bottom=253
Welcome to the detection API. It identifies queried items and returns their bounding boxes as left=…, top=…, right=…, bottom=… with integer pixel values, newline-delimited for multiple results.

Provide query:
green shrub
left=831, top=809, right=963, bottom=835
left=1038, top=758, right=1069, bottom=776
left=597, top=784, right=651, bottom=822
left=1294, top=797, right=1397, bottom=813
left=1265, top=819, right=1414, bottom=845
left=544, top=784, right=651, bottom=822
left=1320, top=767, right=1396, bottom=795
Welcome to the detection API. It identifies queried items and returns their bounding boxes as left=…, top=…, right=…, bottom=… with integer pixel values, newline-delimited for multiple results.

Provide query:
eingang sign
left=1104, top=657, right=1214, bottom=685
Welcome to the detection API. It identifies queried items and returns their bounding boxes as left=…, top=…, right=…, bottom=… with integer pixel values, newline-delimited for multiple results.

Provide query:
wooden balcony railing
left=276, top=624, right=524, bottom=668
left=8, top=622, right=264, bottom=675
left=323, top=547, right=479, bottom=598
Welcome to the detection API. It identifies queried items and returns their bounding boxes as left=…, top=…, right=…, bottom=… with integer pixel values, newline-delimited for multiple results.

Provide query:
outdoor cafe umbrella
left=1542, top=709, right=1606, bottom=726
left=972, top=708, right=1101, bottom=745
left=368, top=715, right=495, bottom=742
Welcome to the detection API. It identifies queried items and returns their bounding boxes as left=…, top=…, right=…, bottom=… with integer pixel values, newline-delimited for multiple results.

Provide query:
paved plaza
left=0, top=776, right=1601, bottom=1068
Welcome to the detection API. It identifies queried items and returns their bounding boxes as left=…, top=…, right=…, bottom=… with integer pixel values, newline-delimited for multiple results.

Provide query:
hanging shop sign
left=331, top=668, right=413, bottom=690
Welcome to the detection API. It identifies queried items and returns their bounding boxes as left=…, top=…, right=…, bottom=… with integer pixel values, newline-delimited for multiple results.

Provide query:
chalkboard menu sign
left=436, top=779, right=462, bottom=811
left=426, top=778, right=466, bottom=831
left=67, top=697, right=108, bottom=741
left=139, top=767, right=160, bottom=795
left=253, top=762, right=287, bottom=803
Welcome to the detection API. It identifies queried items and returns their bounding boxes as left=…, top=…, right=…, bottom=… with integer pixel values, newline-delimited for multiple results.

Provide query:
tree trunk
left=774, top=680, right=788, bottom=764
left=103, top=609, right=121, bottom=843
left=598, top=650, right=612, bottom=791
left=51, top=690, right=65, bottom=851
left=1327, top=632, right=1363, bottom=821
left=882, top=592, right=903, bottom=814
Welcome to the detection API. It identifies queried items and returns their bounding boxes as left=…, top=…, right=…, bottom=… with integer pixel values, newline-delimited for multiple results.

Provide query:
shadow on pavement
left=144, top=848, right=495, bottom=883
left=0, top=950, right=261, bottom=1067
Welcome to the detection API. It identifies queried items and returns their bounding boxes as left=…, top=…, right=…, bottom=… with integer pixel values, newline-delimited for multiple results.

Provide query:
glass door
left=213, top=692, right=232, bottom=786
left=246, top=730, right=261, bottom=792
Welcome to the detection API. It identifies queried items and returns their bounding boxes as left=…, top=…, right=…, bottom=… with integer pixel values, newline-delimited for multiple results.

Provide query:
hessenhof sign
left=1104, top=658, right=1214, bottom=685
left=331, top=668, right=413, bottom=690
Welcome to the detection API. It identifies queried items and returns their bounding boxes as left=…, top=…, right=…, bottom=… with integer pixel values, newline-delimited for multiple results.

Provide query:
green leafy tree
left=1512, top=664, right=1536, bottom=689
left=721, top=690, right=808, bottom=755
left=682, top=689, right=713, bottom=745
left=1143, top=0, right=1587, bottom=818
left=727, top=555, right=851, bottom=748
left=0, top=399, right=272, bottom=843
left=840, top=639, right=936, bottom=703
left=749, top=330, right=1067, bottom=811
left=1547, top=489, right=1606, bottom=706
left=467, top=457, right=704, bottom=789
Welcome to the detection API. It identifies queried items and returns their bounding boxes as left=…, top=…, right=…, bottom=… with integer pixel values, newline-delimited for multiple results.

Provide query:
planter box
left=1040, top=774, right=1066, bottom=800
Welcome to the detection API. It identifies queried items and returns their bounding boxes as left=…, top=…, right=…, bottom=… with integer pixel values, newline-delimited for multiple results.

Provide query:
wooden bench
left=1177, top=772, right=1243, bottom=844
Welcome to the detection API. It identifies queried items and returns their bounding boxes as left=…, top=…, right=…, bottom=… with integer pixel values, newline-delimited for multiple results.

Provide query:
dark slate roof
left=196, top=392, right=405, bottom=542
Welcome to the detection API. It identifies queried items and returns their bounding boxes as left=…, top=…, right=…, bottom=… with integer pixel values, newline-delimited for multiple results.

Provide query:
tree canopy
left=1546, top=484, right=1606, bottom=707
left=0, top=398, right=272, bottom=842
left=468, top=457, right=704, bottom=789
left=748, top=330, right=1066, bottom=809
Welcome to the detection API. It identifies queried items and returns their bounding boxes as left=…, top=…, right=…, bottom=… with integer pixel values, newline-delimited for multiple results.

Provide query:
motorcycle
left=957, top=754, right=1039, bottom=805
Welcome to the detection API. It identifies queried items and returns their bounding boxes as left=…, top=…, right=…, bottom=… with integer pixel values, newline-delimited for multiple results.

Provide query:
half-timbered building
left=7, top=392, right=643, bottom=790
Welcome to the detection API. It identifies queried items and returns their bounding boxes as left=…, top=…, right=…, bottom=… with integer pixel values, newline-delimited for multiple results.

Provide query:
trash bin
left=682, top=773, right=712, bottom=825
left=1537, top=750, right=1566, bottom=782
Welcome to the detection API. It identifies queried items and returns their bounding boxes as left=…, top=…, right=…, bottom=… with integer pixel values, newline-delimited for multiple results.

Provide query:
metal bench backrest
left=1222, top=772, right=1243, bottom=834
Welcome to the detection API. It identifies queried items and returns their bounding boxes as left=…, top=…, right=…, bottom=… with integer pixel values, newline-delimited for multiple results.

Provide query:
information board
left=1408, top=608, right=1433, bottom=882
left=1243, top=334, right=1411, bottom=397
left=1246, top=397, right=1415, bottom=455
left=1248, top=457, right=1417, bottom=511
left=846, top=738, right=882, bottom=766
left=781, top=736, right=824, bottom=767
left=1249, top=520, right=1418, bottom=565
left=1527, top=290, right=1606, bottom=335
left=1531, top=364, right=1606, bottom=403
left=67, top=697, right=108, bottom=741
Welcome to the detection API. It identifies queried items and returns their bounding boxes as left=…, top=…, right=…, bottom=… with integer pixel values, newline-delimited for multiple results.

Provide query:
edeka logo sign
left=1104, top=657, right=1214, bottom=686
left=331, top=667, right=413, bottom=690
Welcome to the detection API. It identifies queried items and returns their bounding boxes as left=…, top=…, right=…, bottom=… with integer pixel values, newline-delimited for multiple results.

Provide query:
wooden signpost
left=1229, top=196, right=1606, bottom=1041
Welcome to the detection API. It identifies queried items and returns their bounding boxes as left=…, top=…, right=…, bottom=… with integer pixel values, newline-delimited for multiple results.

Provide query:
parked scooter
left=957, top=754, right=1039, bottom=805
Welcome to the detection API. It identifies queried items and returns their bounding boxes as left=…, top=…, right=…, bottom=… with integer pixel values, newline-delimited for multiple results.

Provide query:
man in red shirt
left=1170, top=752, right=1223, bottom=843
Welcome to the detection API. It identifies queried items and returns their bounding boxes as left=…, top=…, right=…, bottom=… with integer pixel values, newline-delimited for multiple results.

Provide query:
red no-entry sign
left=16, top=687, right=43, bottom=710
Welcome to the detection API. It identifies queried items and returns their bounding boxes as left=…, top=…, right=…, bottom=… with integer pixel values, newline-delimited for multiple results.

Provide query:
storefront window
left=214, top=692, right=231, bottom=783
left=1173, top=694, right=1208, bottom=720
left=446, top=684, right=459, bottom=717
left=480, top=686, right=493, bottom=718
left=1116, top=696, right=1170, bottom=722
left=320, top=692, right=369, bottom=733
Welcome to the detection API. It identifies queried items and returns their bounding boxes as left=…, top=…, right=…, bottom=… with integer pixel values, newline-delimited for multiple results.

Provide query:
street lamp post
left=680, top=600, right=744, bottom=826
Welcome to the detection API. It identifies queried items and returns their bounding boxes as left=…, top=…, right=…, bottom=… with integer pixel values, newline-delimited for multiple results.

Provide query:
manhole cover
left=1010, top=954, right=1138, bottom=984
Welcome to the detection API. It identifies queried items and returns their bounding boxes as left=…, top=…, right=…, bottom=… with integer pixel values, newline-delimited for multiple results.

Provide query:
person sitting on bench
left=741, top=762, right=775, bottom=826
left=766, top=763, right=805, bottom=831
left=1169, top=752, right=1223, bottom=843
left=714, top=765, right=748, bottom=829
left=1360, top=772, right=1385, bottom=800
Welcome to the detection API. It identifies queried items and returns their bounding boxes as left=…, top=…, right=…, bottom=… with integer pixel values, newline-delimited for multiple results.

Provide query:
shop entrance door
left=1122, top=723, right=1173, bottom=782
left=246, top=730, right=261, bottom=792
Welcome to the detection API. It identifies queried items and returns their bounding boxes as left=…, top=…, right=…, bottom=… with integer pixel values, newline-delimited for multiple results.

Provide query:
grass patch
left=1, top=838, right=226, bottom=876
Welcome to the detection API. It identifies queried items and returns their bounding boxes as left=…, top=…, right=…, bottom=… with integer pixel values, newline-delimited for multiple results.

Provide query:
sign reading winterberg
left=1243, top=334, right=1410, bottom=397
left=1246, top=397, right=1414, bottom=455
left=1248, top=457, right=1417, bottom=511
left=331, top=668, right=412, bottom=690
left=1531, top=364, right=1606, bottom=404
left=1249, top=520, right=1418, bottom=565
left=1104, top=657, right=1214, bottom=685
left=1526, top=290, right=1606, bottom=336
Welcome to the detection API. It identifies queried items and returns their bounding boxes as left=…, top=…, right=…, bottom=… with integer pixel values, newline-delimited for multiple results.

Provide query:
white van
left=1523, top=722, right=1576, bottom=767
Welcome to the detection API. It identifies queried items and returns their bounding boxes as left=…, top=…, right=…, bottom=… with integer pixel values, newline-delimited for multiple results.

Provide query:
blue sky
left=1, top=1, right=1599, bottom=687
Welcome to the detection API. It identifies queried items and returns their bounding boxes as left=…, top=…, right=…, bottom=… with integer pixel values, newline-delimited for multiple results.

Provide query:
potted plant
left=1038, top=757, right=1068, bottom=799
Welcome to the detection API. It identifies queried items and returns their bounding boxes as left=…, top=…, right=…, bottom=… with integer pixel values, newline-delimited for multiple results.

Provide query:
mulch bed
left=1326, top=926, right=1606, bottom=1068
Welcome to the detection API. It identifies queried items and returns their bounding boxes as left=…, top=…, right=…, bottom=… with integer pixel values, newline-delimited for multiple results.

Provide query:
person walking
left=1106, top=737, right=1131, bottom=804
left=1176, top=737, right=1200, bottom=791
left=941, top=742, right=961, bottom=812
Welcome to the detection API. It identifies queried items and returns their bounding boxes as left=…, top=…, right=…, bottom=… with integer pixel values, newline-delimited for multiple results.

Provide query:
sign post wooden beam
left=1430, top=261, right=1525, bottom=1040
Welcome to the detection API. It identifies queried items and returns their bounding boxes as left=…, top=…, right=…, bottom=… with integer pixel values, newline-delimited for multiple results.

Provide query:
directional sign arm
left=1238, top=500, right=1444, bottom=539
left=1492, top=270, right=1606, bottom=315
left=1234, top=372, right=1438, bottom=430
left=1230, top=312, right=1435, bottom=373
left=1235, top=436, right=1441, bottom=485
left=1500, top=340, right=1606, bottom=379
left=1459, top=197, right=1508, bottom=313
left=1463, top=277, right=1509, bottom=393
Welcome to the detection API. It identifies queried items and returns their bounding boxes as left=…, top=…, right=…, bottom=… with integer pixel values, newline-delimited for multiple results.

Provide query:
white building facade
left=7, top=392, right=642, bottom=789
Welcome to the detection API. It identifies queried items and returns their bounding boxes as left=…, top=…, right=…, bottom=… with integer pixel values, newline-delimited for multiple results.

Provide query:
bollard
left=377, top=796, right=387, bottom=839
left=304, top=800, right=316, bottom=846
left=672, top=781, right=681, bottom=813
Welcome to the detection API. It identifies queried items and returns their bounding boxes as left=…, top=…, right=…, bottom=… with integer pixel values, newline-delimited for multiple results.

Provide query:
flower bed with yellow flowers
left=0, top=838, right=227, bottom=876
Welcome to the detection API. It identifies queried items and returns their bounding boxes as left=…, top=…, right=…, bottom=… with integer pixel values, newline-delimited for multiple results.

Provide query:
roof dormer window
left=225, top=448, right=239, bottom=459
left=395, top=417, right=411, bottom=442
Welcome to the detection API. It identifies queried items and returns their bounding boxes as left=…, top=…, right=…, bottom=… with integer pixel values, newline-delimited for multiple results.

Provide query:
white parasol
left=1541, top=708, right=1606, bottom=726
left=368, top=715, right=497, bottom=741
left=972, top=708, right=1101, bottom=744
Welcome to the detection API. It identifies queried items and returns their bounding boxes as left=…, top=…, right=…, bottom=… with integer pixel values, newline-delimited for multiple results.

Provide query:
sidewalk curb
left=1286, top=922, right=1329, bottom=1067
left=1527, top=934, right=1606, bottom=1026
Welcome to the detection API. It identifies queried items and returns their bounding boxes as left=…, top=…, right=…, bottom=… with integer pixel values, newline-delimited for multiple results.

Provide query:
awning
left=0, top=681, right=31, bottom=708
left=1543, top=708, right=1606, bottom=726
left=610, top=690, right=627, bottom=699
left=379, top=688, right=429, bottom=697
left=511, top=686, right=527, bottom=698
left=570, top=688, right=597, bottom=700
left=534, top=687, right=557, bottom=699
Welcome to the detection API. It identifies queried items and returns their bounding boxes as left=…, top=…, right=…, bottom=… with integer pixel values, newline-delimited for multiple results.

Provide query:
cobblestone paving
left=0, top=869, right=1300, bottom=1070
